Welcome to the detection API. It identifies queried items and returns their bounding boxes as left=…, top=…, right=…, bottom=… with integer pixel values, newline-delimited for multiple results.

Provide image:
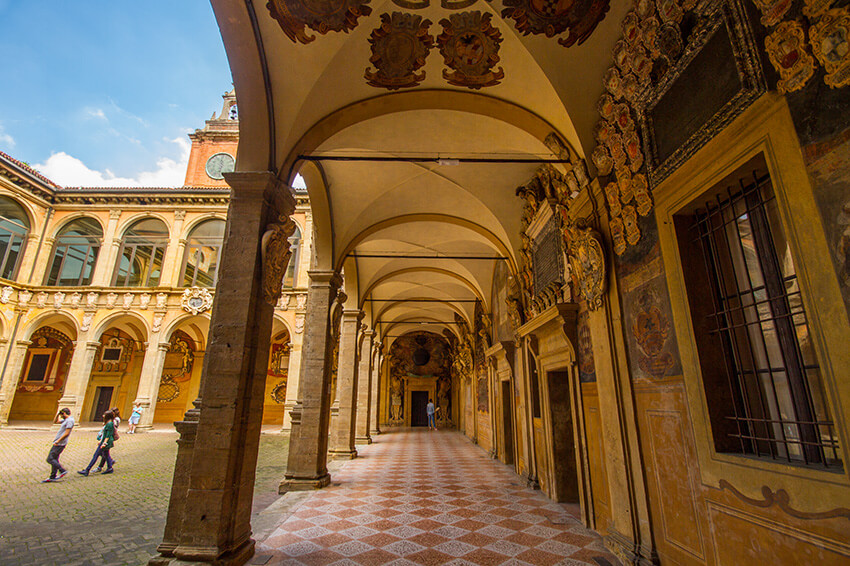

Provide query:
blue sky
left=0, top=1, right=232, bottom=187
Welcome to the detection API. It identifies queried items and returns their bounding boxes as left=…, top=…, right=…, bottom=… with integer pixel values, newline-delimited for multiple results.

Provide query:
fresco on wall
left=491, top=261, right=514, bottom=343
left=474, top=301, right=490, bottom=413
left=16, top=327, right=73, bottom=393
left=387, top=331, right=453, bottom=423
left=267, top=330, right=290, bottom=405
left=613, top=213, right=682, bottom=381
left=577, top=305, right=597, bottom=383
left=158, top=331, right=196, bottom=403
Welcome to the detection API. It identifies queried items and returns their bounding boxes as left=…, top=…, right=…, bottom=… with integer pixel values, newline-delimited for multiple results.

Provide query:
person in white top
left=44, top=408, right=74, bottom=483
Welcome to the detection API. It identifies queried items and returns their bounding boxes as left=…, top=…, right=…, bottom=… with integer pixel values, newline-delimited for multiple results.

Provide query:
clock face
left=205, top=153, right=235, bottom=180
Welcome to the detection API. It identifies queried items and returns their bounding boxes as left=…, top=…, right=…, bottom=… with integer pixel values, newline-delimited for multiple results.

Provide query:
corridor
left=257, top=430, right=617, bottom=565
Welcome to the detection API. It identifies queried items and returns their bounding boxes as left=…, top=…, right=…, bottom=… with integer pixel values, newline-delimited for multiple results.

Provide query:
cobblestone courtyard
left=0, top=425, right=290, bottom=566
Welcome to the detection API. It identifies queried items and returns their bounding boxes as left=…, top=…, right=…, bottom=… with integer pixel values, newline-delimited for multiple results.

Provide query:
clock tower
left=183, top=89, right=239, bottom=188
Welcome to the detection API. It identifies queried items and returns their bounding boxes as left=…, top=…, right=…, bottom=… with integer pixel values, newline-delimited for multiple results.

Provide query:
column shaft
left=56, top=337, right=99, bottom=421
left=0, top=340, right=31, bottom=424
left=355, top=331, right=374, bottom=444
left=135, top=338, right=169, bottom=429
left=328, top=310, right=363, bottom=458
left=370, top=347, right=382, bottom=435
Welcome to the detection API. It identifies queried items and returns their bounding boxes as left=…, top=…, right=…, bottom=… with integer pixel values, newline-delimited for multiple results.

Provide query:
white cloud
left=0, top=125, right=15, bottom=149
left=85, top=108, right=107, bottom=120
left=34, top=137, right=190, bottom=188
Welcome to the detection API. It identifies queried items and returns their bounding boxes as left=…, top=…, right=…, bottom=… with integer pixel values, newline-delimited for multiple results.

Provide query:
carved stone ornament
left=751, top=0, right=794, bottom=27
left=267, top=0, right=373, bottom=45
left=261, top=216, right=297, bottom=306
left=565, top=224, right=607, bottom=311
left=809, top=8, right=850, bottom=89
left=765, top=21, right=816, bottom=94
left=500, top=0, right=610, bottom=47
left=69, top=292, right=82, bottom=308
left=19, top=290, right=32, bottom=306
left=81, top=311, right=94, bottom=332
left=365, top=13, right=434, bottom=90
left=437, top=11, right=505, bottom=89
left=0, top=286, right=12, bottom=304
left=181, top=287, right=213, bottom=315
left=53, top=292, right=65, bottom=309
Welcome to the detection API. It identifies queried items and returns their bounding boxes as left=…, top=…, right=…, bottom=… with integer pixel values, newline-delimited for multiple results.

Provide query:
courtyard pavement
left=0, top=423, right=289, bottom=566
left=1, top=425, right=616, bottom=566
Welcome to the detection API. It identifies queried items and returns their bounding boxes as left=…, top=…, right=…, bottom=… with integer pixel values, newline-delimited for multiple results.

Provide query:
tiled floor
left=256, top=429, right=618, bottom=565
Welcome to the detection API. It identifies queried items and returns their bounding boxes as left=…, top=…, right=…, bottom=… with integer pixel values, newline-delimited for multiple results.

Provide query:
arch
left=272, top=313, right=294, bottom=339
left=0, top=195, right=34, bottom=281
left=20, top=311, right=80, bottom=342
left=113, top=216, right=171, bottom=287
left=48, top=213, right=104, bottom=240
left=359, top=267, right=486, bottom=310
left=162, top=313, right=212, bottom=349
left=115, top=212, right=173, bottom=239
left=181, top=213, right=227, bottom=240
left=374, top=299, right=470, bottom=329
left=295, top=160, right=334, bottom=270
left=91, top=311, right=151, bottom=344
left=337, top=214, right=518, bottom=276
left=44, top=216, right=104, bottom=286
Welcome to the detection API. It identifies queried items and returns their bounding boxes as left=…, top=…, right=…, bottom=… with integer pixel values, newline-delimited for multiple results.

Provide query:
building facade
left=0, top=91, right=313, bottom=428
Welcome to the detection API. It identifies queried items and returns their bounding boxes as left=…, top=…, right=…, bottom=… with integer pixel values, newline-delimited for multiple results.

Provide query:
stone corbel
left=261, top=215, right=297, bottom=306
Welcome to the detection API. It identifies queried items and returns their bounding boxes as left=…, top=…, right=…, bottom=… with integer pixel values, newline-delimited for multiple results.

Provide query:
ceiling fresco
left=266, top=0, right=612, bottom=89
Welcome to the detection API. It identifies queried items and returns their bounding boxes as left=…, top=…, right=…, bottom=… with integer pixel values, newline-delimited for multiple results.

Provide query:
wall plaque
left=532, top=216, right=564, bottom=298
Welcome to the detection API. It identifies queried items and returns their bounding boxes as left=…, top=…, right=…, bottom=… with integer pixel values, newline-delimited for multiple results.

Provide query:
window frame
left=45, top=217, right=103, bottom=286
left=0, top=197, right=31, bottom=281
left=112, top=219, right=169, bottom=287
left=180, top=219, right=226, bottom=288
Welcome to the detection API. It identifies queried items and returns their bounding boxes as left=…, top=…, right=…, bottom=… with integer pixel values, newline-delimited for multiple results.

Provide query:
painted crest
left=804, top=0, right=835, bottom=20
left=366, top=13, right=434, bottom=90
left=751, top=0, right=794, bottom=27
left=500, top=0, right=610, bottom=46
left=605, top=181, right=622, bottom=217
left=810, top=8, right=850, bottom=89
left=597, top=93, right=616, bottom=120
left=632, top=173, right=653, bottom=216
left=765, top=21, right=816, bottom=94
left=592, top=145, right=614, bottom=175
left=622, top=12, right=640, bottom=44
left=437, top=11, right=505, bottom=89
left=610, top=216, right=627, bottom=255
left=267, top=0, right=372, bottom=44
left=566, top=225, right=607, bottom=311
left=622, top=205, right=640, bottom=245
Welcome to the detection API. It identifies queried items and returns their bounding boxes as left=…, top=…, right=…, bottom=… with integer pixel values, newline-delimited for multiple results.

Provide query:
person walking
left=426, top=398, right=437, bottom=430
left=78, top=410, right=116, bottom=476
left=43, top=408, right=74, bottom=483
left=128, top=402, right=142, bottom=433
left=93, top=407, right=120, bottom=472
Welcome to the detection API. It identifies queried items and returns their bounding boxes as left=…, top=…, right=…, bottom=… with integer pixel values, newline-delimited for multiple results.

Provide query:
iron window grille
left=685, top=169, right=840, bottom=468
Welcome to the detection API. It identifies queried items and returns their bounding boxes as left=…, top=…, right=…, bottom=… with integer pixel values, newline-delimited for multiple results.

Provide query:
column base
left=149, top=538, right=255, bottom=566
left=604, top=528, right=659, bottom=566
left=354, top=436, right=372, bottom=445
left=328, top=449, right=358, bottom=460
left=279, top=473, right=331, bottom=494
left=370, top=428, right=381, bottom=436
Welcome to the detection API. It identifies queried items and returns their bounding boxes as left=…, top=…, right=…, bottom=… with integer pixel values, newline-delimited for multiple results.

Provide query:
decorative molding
left=106, top=292, right=118, bottom=309
left=156, top=292, right=168, bottom=309
left=139, top=293, right=151, bottom=310
left=0, top=286, right=13, bottom=304
left=81, top=311, right=95, bottom=332
left=719, top=480, right=850, bottom=521
left=53, top=292, right=65, bottom=309
left=69, top=292, right=82, bottom=308
left=560, top=217, right=607, bottom=311
left=181, top=287, right=213, bottom=316
left=86, top=292, right=98, bottom=308
left=366, top=13, right=434, bottom=90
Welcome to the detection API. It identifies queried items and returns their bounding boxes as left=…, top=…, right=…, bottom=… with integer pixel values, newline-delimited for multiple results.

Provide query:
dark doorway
left=411, top=390, right=428, bottom=427
left=501, top=380, right=515, bottom=465
left=91, top=387, right=113, bottom=422
left=547, top=370, right=580, bottom=503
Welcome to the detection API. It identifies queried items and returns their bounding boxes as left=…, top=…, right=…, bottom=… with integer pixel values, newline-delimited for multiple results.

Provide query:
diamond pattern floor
left=256, top=429, right=618, bottom=565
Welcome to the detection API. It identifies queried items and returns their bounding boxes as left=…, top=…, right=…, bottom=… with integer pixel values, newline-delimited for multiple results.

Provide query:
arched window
left=283, top=225, right=301, bottom=288
left=45, top=217, right=103, bottom=286
left=0, top=197, right=30, bottom=280
left=181, top=219, right=225, bottom=288
left=113, top=218, right=169, bottom=287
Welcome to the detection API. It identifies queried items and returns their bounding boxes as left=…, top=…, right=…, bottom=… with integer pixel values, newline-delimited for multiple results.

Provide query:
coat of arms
left=809, top=8, right=850, bottom=89
left=764, top=21, right=816, bottom=94
left=267, top=0, right=372, bottom=44
left=366, top=13, right=434, bottom=90
left=501, top=0, right=610, bottom=48
left=437, top=11, right=504, bottom=89
left=564, top=224, right=607, bottom=311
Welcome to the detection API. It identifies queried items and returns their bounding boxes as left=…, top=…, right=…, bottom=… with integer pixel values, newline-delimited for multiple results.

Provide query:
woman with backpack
left=77, top=410, right=116, bottom=476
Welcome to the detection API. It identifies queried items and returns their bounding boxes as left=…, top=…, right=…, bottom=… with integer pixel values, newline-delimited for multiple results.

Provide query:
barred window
left=45, top=217, right=102, bottom=286
left=675, top=155, right=840, bottom=469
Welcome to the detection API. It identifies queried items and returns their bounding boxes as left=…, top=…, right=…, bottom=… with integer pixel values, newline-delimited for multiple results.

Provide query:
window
left=675, top=156, right=840, bottom=468
left=113, top=218, right=169, bottom=287
left=0, top=196, right=30, bottom=280
left=182, top=219, right=225, bottom=288
left=26, top=354, right=53, bottom=382
left=45, top=217, right=102, bottom=286
left=283, top=225, right=301, bottom=288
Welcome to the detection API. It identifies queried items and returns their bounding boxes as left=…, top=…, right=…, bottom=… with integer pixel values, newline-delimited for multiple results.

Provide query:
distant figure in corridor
left=426, top=398, right=439, bottom=430
left=43, top=408, right=74, bottom=483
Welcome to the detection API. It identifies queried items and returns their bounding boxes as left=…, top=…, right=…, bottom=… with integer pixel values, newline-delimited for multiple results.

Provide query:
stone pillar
left=56, top=335, right=99, bottom=421
left=0, top=339, right=31, bottom=425
left=149, top=171, right=295, bottom=566
left=370, top=344, right=383, bottom=435
left=328, top=310, right=364, bottom=459
left=281, top=341, right=301, bottom=431
left=279, top=271, right=343, bottom=492
left=91, top=209, right=122, bottom=286
left=160, top=210, right=186, bottom=287
left=355, top=330, right=374, bottom=445
left=135, top=337, right=169, bottom=430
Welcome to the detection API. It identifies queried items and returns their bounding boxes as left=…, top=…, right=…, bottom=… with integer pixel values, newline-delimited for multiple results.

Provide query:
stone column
left=328, top=310, right=364, bottom=459
left=134, top=337, right=169, bottom=430
left=160, top=210, right=186, bottom=287
left=0, top=339, right=31, bottom=425
left=56, top=335, right=99, bottom=421
left=281, top=341, right=301, bottom=431
left=370, top=344, right=382, bottom=436
left=355, top=330, right=374, bottom=445
left=91, top=209, right=122, bottom=286
left=279, top=271, right=343, bottom=492
left=150, top=171, right=295, bottom=566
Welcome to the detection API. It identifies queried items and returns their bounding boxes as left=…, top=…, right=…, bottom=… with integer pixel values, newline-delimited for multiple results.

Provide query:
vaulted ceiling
left=211, top=0, right=627, bottom=338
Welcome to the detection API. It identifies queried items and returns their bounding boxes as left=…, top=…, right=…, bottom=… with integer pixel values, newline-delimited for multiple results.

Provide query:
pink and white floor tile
left=256, top=429, right=618, bottom=566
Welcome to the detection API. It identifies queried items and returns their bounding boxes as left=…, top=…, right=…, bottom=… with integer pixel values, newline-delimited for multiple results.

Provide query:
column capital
left=223, top=171, right=295, bottom=218
left=363, top=329, right=376, bottom=338
left=341, top=309, right=365, bottom=323
left=307, top=270, right=343, bottom=289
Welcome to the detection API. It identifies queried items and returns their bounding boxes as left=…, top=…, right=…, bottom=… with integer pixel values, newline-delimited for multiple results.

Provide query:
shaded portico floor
left=256, top=429, right=617, bottom=565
